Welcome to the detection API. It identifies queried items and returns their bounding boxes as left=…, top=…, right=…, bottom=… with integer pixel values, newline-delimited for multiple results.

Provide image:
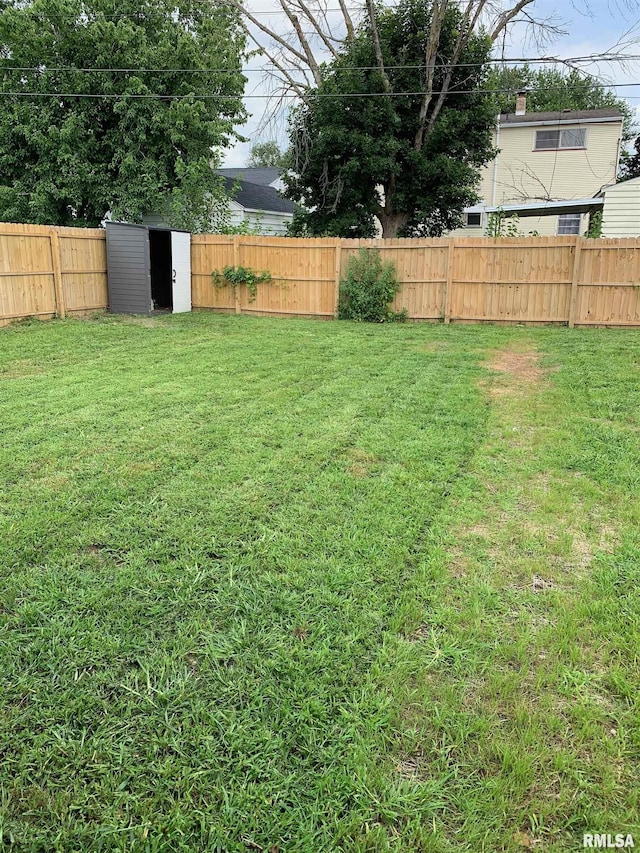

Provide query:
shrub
left=338, top=248, right=405, bottom=322
left=212, top=266, right=271, bottom=302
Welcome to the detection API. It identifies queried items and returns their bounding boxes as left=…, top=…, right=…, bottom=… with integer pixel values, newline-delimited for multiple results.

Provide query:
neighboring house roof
left=499, top=108, right=623, bottom=127
left=219, top=175, right=295, bottom=215
left=218, top=167, right=281, bottom=187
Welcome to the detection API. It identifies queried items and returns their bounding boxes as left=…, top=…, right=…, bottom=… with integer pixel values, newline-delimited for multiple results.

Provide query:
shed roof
left=598, top=176, right=640, bottom=193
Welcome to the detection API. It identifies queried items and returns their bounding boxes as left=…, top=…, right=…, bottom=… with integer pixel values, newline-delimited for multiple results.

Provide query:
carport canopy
left=482, top=197, right=605, bottom=218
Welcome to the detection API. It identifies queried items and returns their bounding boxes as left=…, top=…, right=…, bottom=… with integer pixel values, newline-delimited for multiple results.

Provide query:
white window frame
left=465, top=212, right=482, bottom=227
left=534, top=128, right=587, bottom=151
left=557, top=213, right=582, bottom=235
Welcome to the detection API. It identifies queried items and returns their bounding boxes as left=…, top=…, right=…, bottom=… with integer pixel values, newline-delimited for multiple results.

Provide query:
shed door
left=106, top=222, right=152, bottom=314
left=171, top=231, right=191, bottom=313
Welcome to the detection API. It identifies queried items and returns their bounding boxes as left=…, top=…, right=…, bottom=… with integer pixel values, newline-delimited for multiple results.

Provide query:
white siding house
left=600, top=177, right=640, bottom=237
left=144, top=167, right=295, bottom=235
left=217, top=168, right=294, bottom=235
left=451, top=103, right=624, bottom=237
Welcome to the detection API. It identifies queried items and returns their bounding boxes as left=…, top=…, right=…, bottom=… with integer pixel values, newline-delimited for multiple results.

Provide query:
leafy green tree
left=246, top=141, right=285, bottom=168
left=283, top=0, right=496, bottom=238
left=0, top=0, right=246, bottom=229
left=619, top=134, right=640, bottom=181
left=486, top=66, right=634, bottom=139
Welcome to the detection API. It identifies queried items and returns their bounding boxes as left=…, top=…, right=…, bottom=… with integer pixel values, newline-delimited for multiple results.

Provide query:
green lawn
left=1, top=313, right=639, bottom=852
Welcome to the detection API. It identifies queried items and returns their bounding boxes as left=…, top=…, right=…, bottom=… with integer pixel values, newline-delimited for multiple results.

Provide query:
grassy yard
left=0, top=313, right=639, bottom=852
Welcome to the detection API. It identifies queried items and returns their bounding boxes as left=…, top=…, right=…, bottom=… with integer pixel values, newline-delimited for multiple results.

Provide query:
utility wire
left=0, top=5, right=379, bottom=15
left=3, top=56, right=640, bottom=74
left=1, top=82, right=640, bottom=99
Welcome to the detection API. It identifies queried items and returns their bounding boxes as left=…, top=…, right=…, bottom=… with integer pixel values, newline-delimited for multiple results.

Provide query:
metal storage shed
left=106, top=222, right=191, bottom=315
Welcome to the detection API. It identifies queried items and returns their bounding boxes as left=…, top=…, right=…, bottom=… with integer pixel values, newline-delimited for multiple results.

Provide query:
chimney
left=515, top=91, right=526, bottom=116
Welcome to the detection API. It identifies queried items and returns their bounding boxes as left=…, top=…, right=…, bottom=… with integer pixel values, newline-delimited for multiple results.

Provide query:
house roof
left=218, top=167, right=281, bottom=187
left=499, top=108, right=624, bottom=127
left=219, top=175, right=295, bottom=214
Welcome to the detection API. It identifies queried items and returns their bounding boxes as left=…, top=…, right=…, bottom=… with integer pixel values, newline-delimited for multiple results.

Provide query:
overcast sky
left=222, top=0, right=640, bottom=167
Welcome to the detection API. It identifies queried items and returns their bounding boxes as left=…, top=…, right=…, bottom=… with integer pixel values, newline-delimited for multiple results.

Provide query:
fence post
left=233, top=235, right=241, bottom=315
left=443, top=238, right=455, bottom=323
left=50, top=229, right=66, bottom=319
left=333, top=238, right=342, bottom=318
left=568, top=235, right=582, bottom=328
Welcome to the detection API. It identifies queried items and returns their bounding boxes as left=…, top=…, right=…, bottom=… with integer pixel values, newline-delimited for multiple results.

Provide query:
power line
left=0, top=4, right=365, bottom=15
left=1, top=82, right=640, bottom=99
left=3, top=55, right=640, bottom=75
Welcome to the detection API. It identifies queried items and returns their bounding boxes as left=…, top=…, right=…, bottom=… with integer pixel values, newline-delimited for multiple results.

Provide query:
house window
left=557, top=213, right=582, bottom=235
left=465, top=212, right=482, bottom=227
left=534, top=128, right=587, bottom=150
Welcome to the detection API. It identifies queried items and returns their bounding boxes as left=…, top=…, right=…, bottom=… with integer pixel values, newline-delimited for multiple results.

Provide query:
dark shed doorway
left=149, top=228, right=173, bottom=311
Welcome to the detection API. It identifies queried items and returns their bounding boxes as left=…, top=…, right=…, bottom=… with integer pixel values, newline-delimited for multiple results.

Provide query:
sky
left=221, top=0, right=640, bottom=167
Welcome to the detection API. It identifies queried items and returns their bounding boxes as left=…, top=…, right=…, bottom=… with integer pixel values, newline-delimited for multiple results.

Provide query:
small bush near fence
left=338, top=248, right=406, bottom=322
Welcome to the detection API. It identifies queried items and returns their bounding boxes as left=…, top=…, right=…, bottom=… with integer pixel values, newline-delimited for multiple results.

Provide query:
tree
left=234, top=0, right=572, bottom=104
left=0, top=0, right=247, bottom=229
left=487, top=66, right=635, bottom=139
left=233, top=0, right=640, bottom=236
left=246, top=141, right=285, bottom=168
left=283, top=0, right=497, bottom=237
left=619, top=135, right=640, bottom=181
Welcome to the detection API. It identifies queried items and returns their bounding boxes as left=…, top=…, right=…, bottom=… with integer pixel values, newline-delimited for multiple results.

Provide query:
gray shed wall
left=106, top=223, right=152, bottom=314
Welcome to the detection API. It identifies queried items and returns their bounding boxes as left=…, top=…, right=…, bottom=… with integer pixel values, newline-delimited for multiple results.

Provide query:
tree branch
left=365, top=0, right=391, bottom=93
left=490, top=0, right=536, bottom=41
left=289, top=0, right=340, bottom=58
left=414, top=0, right=450, bottom=150
left=336, top=0, right=355, bottom=41
left=420, top=0, right=491, bottom=144
left=230, top=1, right=310, bottom=68
left=279, top=0, right=323, bottom=85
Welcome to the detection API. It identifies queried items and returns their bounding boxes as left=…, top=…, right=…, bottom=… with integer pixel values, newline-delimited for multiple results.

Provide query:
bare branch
left=254, top=49, right=308, bottom=97
left=289, top=0, right=339, bottom=58
left=230, top=1, right=310, bottom=68
left=365, top=0, right=391, bottom=93
left=336, top=0, right=355, bottom=40
left=279, top=0, right=323, bottom=85
left=490, top=0, right=535, bottom=41
left=413, top=0, right=449, bottom=148
left=419, top=0, right=490, bottom=148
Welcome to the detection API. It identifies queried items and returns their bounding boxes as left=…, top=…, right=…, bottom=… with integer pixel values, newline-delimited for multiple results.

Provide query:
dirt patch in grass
left=532, top=574, right=554, bottom=592
left=397, top=752, right=426, bottom=781
left=85, top=543, right=126, bottom=566
left=345, top=448, right=376, bottom=478
left=488, top=347, right=544, bottom=383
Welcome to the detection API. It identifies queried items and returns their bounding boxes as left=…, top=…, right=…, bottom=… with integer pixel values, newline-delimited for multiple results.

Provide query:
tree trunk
left=377, top=210, right=409, bottom=238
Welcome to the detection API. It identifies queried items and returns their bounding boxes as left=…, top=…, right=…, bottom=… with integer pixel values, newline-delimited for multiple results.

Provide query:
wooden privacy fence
left=191, top=235, right=340, bottom=318
left=191, top=234, right=640, bottom=327
left=3, top=227, right=640, bottom=327
left=0, top=222, right=107, bottom=326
